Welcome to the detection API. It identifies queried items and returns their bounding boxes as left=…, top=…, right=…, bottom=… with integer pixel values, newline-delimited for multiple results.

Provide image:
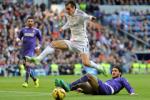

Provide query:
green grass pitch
left=0, top=74, right=150, bottom=100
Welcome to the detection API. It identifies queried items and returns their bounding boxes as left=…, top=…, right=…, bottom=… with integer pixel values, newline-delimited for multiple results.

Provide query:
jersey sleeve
left=61, top=20, right=70, bottom=30
left=61, top=14, right=70, bottom=30
left=36, top=29, right=42, bottom=46
left=121, top=78, right=135, bottom=94
left=77, top=10, right=93, bottom=20
left=18, top=29, right=24, bottom=40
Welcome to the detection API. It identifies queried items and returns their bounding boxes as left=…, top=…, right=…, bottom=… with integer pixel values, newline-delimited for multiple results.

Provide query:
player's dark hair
left=112, top=65, right=122, bottom=76
left=113, top=66, right=122, bottom=73
left=65, top=0, right=76, bottom=9
left=26, top=16, right=34, bottom=21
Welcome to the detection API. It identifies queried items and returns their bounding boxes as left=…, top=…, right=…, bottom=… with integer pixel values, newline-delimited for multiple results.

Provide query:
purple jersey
left=98, top=77, right=134, bottom=95
left=19, top=27, right=42, bottom=57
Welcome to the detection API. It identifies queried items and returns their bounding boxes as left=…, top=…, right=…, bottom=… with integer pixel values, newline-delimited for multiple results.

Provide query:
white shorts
left=63, top=40, right=89, bottom=54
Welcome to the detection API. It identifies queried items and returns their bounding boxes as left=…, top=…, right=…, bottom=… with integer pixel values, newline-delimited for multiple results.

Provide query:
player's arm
left=60, top=20, right=70, bottom=32
left=35, top=29, right=42, bottom=54
left=121, top=77, right=135, bottom=95
left=16, top=29, right=24, bottom=42
left=59, top=12, right=70, bottom=32
left=79, top=10, right=96, bottom=21
left=58, top=9, right=65, bottom=19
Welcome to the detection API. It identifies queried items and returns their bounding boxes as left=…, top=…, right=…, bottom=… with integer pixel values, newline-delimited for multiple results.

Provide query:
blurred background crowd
left=0, top=0, right=150, bottom=77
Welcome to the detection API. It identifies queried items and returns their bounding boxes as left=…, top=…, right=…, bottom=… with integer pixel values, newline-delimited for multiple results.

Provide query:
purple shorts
left=97, top=79, right=112, bottom=95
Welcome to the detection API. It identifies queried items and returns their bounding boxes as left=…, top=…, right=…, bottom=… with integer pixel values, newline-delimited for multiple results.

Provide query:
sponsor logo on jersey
left=24, top=33, right=34, bottom=37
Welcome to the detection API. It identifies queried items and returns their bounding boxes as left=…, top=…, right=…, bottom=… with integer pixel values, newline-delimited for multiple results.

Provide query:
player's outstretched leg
left=25, top=56, right=40, bottom=65
left=26, top=45, right=54, bottom=65
left=55, top=74, right=90, bottom=92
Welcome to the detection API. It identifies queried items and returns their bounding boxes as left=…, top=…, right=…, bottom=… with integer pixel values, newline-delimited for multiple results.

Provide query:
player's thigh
left=78, top=82, right=94, bottom=94
left=80, top=53, right=90, bottom=66
left=51, top=40, right=69, bottom=50
left=86, top=74, right=99, bottom=93
left=23, top=57, right=35, bottom=67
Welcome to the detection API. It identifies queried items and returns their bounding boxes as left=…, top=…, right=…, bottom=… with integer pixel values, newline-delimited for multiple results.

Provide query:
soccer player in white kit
left=26, top=0, right=106, bottom=76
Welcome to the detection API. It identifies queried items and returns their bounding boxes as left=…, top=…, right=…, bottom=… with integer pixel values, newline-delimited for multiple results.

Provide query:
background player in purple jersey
left=55, top=66, right=135, bottom=95
left=16, top=16, right=42, bottom=88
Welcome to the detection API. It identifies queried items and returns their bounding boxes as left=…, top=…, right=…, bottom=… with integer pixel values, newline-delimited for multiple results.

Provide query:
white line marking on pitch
left=0, top=90, right=51, bottom=96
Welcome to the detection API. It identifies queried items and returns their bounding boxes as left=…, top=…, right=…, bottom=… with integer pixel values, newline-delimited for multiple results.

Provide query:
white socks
left=90, top=61, right=103, bottom=70
left=37, top=45, right=55, bottom=61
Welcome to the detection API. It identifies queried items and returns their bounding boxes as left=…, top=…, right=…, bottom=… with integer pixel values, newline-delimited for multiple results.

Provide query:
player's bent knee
left=82, top=61, right=90, bottom=67
left=51, top=41, right=56, bottom=47
left=86, top=74, right=94, bottom=81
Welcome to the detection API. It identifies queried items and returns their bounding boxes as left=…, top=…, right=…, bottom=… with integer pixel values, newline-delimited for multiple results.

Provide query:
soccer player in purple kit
left=16, top=16, right=42, bottom=88
left=55, top=66, right=135, bottom=95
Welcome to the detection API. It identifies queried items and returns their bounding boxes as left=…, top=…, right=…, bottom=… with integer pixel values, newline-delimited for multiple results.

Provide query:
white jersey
left=62, top=9, right=92, bottom=43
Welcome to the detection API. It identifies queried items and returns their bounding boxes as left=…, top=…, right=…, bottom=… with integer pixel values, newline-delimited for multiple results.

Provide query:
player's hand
left=15, top=38, right=21, bottom=48
left=59, top=28, right=64, bottom=33
left=35, top=45, right=41, bottom=55
left=35, top=48, right=41, bottom=55
left=16, top=38, right=21, bottom=42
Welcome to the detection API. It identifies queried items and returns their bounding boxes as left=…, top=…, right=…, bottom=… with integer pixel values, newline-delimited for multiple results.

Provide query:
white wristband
left=16, top=38, right=20, bottom=42
left=35, top=44, right=41, bottom=49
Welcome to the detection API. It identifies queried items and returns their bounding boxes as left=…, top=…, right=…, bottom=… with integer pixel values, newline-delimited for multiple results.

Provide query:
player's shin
left=90, top=61, right=107, bottom=76
left=70, top=75, right=89, bottom=89
left=90, top=61, right=102, bottom=70
left=37, top=45, right=54, bottom=61
left=25, top=66, right=30, bottom=83
left=30, top=69, right=36, bottom=81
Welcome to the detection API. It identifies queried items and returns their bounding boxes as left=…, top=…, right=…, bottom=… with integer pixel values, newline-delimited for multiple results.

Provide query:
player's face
left=65, top=4, right=75, bottom=16
left=111, top=68, right=121, bottom=78
left=27, top=19, right=34, bottom=27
